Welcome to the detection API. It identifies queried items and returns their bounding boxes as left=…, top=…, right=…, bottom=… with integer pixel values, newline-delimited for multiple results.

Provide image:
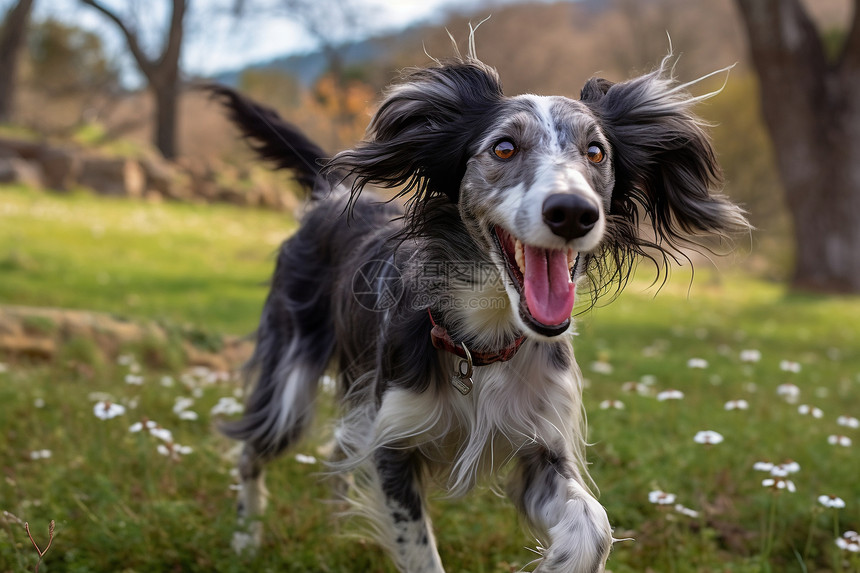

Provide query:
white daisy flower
left=724, top=399, right=749, bottom=411
left=740, top=349, right=762, bottom=363
left=770, top=465, right=790, bottom=477
left=818, top=495, right=846, bottom=509
left=320, top=374, right=336, bottom=393
left=753, top=461, right=774, bottom=472
left=694, top=430, right=724, bottom=445
left=129, top=420, right=157, bottom=433
left=211, top=396, right=244, bottom=416
left=836, top=531, right=860, bottom=552
left=775, top=460, right=801, bottom=474
left=93, top=401, right=126, bottom=420
left=149, top=427, right=174, bottom=442
left=837, top=415, right=859, bottom=429
left=779, top=360, right=801, bottom=373
left=762, top=478, right=796, bottom=492
left=124, top=374, right=145, bottom=385
left=648, top=490, right=676, bottom=505
left=687, top=358, right=709, bottom=369
left=828, top=435, right=852, bottom=447
left=599, top=400, right=625, bottom=410
left=776, top=383, right=800, bottom=403
left=294, top=454, right=317, bottom=465
left=172, top=397, right=195, bottom=415
left=178, top=410, right=199, bottom=421
left=591, top=361, right=613, bottom=375
left=674, top=504, right=699, bottom=518
left=622, top=381, right=651, bottom=396
left=798, top=404, right=823, bottom=418
left=656, top=389, right=684, bottom=401
left=157, top=443, right=192, bottom=460
left=29, top=449, right=52, bottom=460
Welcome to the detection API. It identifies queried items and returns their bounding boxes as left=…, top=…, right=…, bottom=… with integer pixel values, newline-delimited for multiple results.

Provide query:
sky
left=10, top=0, right=516, bottom=84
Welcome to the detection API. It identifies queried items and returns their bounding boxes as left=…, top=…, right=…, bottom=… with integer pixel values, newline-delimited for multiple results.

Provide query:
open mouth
left=493, top=226, right=579, bottom=337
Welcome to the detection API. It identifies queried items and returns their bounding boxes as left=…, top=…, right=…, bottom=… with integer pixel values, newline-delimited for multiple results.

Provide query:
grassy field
left=1, top=186, right=859, bottom=572
left=0, top=185, right=293, bottom=334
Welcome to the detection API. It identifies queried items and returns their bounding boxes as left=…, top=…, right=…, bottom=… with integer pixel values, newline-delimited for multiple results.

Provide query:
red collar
left=428, top=309, right=526, bottom=366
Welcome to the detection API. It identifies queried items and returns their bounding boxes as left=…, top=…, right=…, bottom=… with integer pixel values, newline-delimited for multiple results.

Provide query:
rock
left=0, top=137, right=42, bottom=160
left=215, top=185, right=253, bottom=207
left=79, top=156, right=145, bottom=197
left=141, top=155, right=176, bottom=195
left=0, top=157, right=43, bottom=188
left=38, top=147, right=81, bottom=191
left=0, top=146, right=20, bottom=159
left=182, top=341, right=231, bottom=372
left=0, top=305, right=252, bottom=370
left=0, top=334, right=55, bottom=359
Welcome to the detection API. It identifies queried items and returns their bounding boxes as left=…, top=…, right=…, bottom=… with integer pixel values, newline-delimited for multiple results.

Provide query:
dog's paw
left=231, top=520, right=263, bottom=555
left=538, top=495, right=612, bottom=573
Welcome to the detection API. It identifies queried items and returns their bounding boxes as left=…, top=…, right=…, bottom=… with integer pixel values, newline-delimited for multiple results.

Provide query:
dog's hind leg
left=227, top=354, right=329, bottom=552
left=224, top=301, right=334, bottom=550
left=231, top=441, right=269, bottom=553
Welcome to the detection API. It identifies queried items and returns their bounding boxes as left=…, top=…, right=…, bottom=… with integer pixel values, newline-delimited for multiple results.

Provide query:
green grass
left=1, top=185, right=859, bottom=572
left=0, top=185, right=294, bottom=334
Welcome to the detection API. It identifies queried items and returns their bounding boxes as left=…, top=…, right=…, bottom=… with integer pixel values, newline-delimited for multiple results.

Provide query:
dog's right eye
left=492, top=140, right=518, bottom=160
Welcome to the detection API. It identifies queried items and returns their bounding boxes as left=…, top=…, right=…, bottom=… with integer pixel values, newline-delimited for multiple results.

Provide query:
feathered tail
left=206, top=84, right=333, bottom=198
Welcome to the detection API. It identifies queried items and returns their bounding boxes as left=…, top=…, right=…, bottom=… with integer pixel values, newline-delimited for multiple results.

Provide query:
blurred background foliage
left=0, top=0, right=854, bottom=282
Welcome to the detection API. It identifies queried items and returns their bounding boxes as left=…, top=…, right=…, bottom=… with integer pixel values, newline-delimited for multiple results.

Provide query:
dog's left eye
left=586, top=144, right=605, bottom=163
left=492, top=140, right=518, bottom=160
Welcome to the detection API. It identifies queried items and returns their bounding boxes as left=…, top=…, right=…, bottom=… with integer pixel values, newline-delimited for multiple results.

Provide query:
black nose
left=541, top=194, right=600, bottom=241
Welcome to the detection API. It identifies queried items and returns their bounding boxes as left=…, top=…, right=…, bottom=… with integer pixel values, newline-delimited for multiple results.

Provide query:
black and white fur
left=212, top=45, right=748, bottom=573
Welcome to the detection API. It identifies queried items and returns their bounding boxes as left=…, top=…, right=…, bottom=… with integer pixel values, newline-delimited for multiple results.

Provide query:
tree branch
left=734, top=0, right=828, bottom=79
left=156, top=0, right=187, bottom=74
left=78, top=0, right=155, bottom=79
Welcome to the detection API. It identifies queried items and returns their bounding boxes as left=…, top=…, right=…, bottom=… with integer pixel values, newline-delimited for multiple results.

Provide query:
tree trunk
left=153, top=81, right=179, bottom=160
left=734, top=0, right=860, bottom=292
left=0, top=0, right=35, bottom=123
left=79, top=0, right=186, bottom=159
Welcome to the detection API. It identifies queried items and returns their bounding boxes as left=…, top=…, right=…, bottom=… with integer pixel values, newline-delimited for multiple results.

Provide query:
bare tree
left=734, top=0, right=860, bottom=292
left=0, top=0, right=35, bottom=122
left=79, top=0, right=187, bottom=159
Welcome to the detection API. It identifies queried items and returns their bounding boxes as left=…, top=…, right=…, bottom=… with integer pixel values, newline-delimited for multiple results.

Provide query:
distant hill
left=210, top=0, right=745, bottom=96
left=213, top=36, right=394, bottom=87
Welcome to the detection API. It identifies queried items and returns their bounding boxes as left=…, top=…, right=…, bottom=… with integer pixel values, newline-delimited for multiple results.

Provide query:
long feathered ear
left=581, top=58, right=749, bottom=275
left=326, top=57, right=504, bottom=205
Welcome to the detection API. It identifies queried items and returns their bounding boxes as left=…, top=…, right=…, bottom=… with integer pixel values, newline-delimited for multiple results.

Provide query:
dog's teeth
left=515, top=239, right=525, bottom=274
left=568, top=249, right=578, bottom=270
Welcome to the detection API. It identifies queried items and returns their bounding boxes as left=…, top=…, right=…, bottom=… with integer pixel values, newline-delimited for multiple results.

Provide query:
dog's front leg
left=368, top=446, right=445, bottom=573
left=508, top=447, right=612, bottom=573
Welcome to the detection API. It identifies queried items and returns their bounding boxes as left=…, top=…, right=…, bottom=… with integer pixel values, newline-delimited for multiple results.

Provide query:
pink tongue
left=523, top=245, right=575, bottom=326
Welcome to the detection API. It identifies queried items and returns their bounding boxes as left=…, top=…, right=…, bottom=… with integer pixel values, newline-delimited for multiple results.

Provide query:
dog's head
left=329, top=54, right=748, bottom=338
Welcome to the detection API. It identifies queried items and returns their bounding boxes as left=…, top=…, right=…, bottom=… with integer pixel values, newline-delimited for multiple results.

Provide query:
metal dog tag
left=451, top=343, right=474, bottom=396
